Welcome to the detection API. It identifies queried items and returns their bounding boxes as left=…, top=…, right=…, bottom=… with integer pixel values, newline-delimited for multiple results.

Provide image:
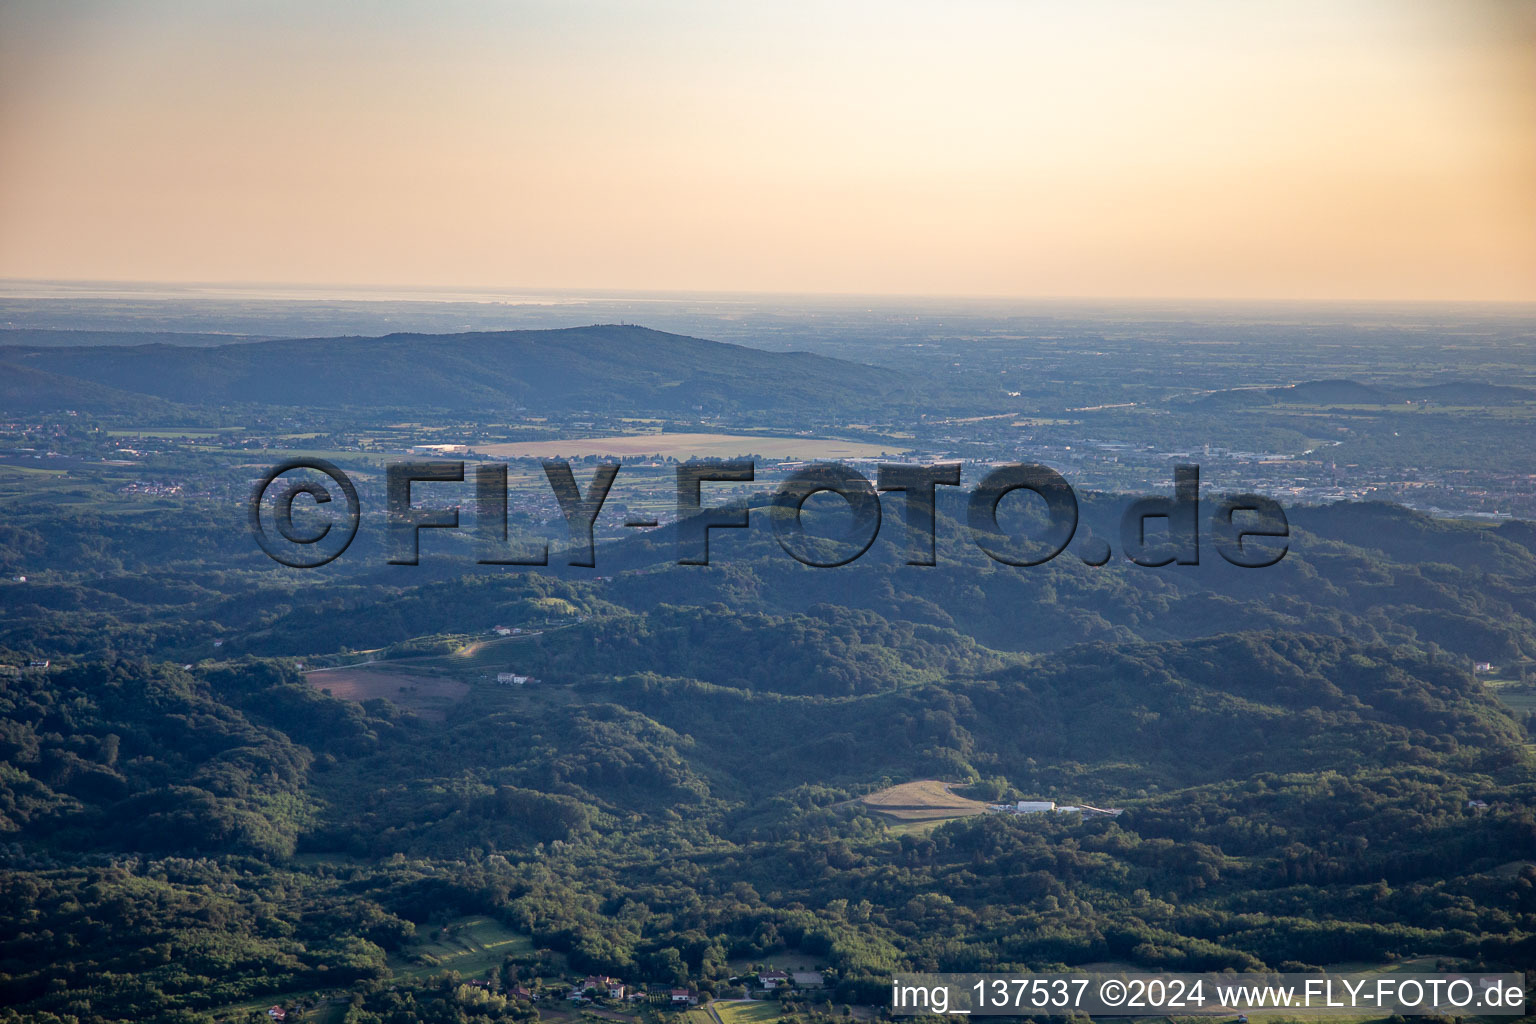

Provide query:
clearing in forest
left=858, top=780, right=988, bottom=822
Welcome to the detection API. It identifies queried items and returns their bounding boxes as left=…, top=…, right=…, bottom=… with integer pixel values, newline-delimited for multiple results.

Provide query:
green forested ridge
left=6, top=493, right=1536, bottom=670
left=2, top=641, right=1534, bottom=1020
left=2, top=494, right=1536, bottom=1023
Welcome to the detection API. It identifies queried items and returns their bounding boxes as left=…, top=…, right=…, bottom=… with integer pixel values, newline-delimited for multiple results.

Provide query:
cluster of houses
left=566, top=975, right=698, bottom=1006
left=490, top=626, right=539, bottom=685
left=119, top=480, right=184, bottom=496
left=569, top=975, right=632, bottom=1002
left=263, top=966, right=826, bottom=1020
left=462, top=977, right=538, bottom=1000
left=562, top=969, right=825, bottom=1007
left=987, top=799, right=1124, bottom=817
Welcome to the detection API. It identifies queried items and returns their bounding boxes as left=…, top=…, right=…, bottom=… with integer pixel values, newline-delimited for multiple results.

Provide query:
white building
left=1016, top=800, right=1055, bottom=813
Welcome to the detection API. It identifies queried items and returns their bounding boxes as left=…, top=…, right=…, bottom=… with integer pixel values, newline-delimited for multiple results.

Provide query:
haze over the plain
left=1, top=0, right=1533, bottom=301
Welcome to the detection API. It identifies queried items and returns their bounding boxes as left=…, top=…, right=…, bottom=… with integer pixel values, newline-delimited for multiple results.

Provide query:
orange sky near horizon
left=0, top=0, right=1532, bottom=302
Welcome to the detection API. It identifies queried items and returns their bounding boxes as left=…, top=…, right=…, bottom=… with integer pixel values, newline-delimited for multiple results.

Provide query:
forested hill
left=0, top=325, right=913, bottom=416
left=7, top=492, right=1536, bottom=670
left=3, top=496, right=1536, bottom=1022
left=1, top=627, right=1533, bottom=1022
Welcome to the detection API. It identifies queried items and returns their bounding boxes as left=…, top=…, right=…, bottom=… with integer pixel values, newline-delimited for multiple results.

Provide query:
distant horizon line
left=2, top=277, right=1535, bottom=309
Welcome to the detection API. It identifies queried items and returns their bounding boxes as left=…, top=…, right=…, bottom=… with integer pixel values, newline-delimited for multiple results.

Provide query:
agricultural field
left=0, top=464, right=70, bottom=502
left=1488, top=680, right=1536, bottom=716
left=209, top=978, right=357, bottom=1023
left=723, top=955, right=827, bottom=976
left=221, top=446, right=394, bottom=465
left=447, top=634, right=545, bottom=671
left=106, top=427, right=239, bottom=437
left=714, top=1001, right=785, bottom=1024
left=211, top=918, right=532, bottom=1020
left=304, top=665, right=470, bottom=719
left=390, top=916, right=533, bottom=982
left=472, top=432, right=902, bottom=461
left=857, top=780, right=988, bottom=823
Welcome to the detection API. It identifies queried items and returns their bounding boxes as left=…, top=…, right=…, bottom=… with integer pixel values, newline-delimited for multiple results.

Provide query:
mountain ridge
left=0, top=324, right=915, bottom=416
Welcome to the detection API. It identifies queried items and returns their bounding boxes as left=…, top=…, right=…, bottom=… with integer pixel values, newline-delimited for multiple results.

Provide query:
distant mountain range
left=0, top=329, right=273, bottom=348
left=0, top=324, right=914, bottom=417
left=7, top=326, right=1530, bottom=423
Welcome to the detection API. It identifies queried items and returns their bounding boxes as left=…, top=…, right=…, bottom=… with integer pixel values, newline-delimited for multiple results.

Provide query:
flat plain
left=473, top=432, right=901, bottom=461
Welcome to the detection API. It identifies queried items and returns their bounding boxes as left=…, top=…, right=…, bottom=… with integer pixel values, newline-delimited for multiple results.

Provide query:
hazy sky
left=1, top=1, right=1533, bottom=301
